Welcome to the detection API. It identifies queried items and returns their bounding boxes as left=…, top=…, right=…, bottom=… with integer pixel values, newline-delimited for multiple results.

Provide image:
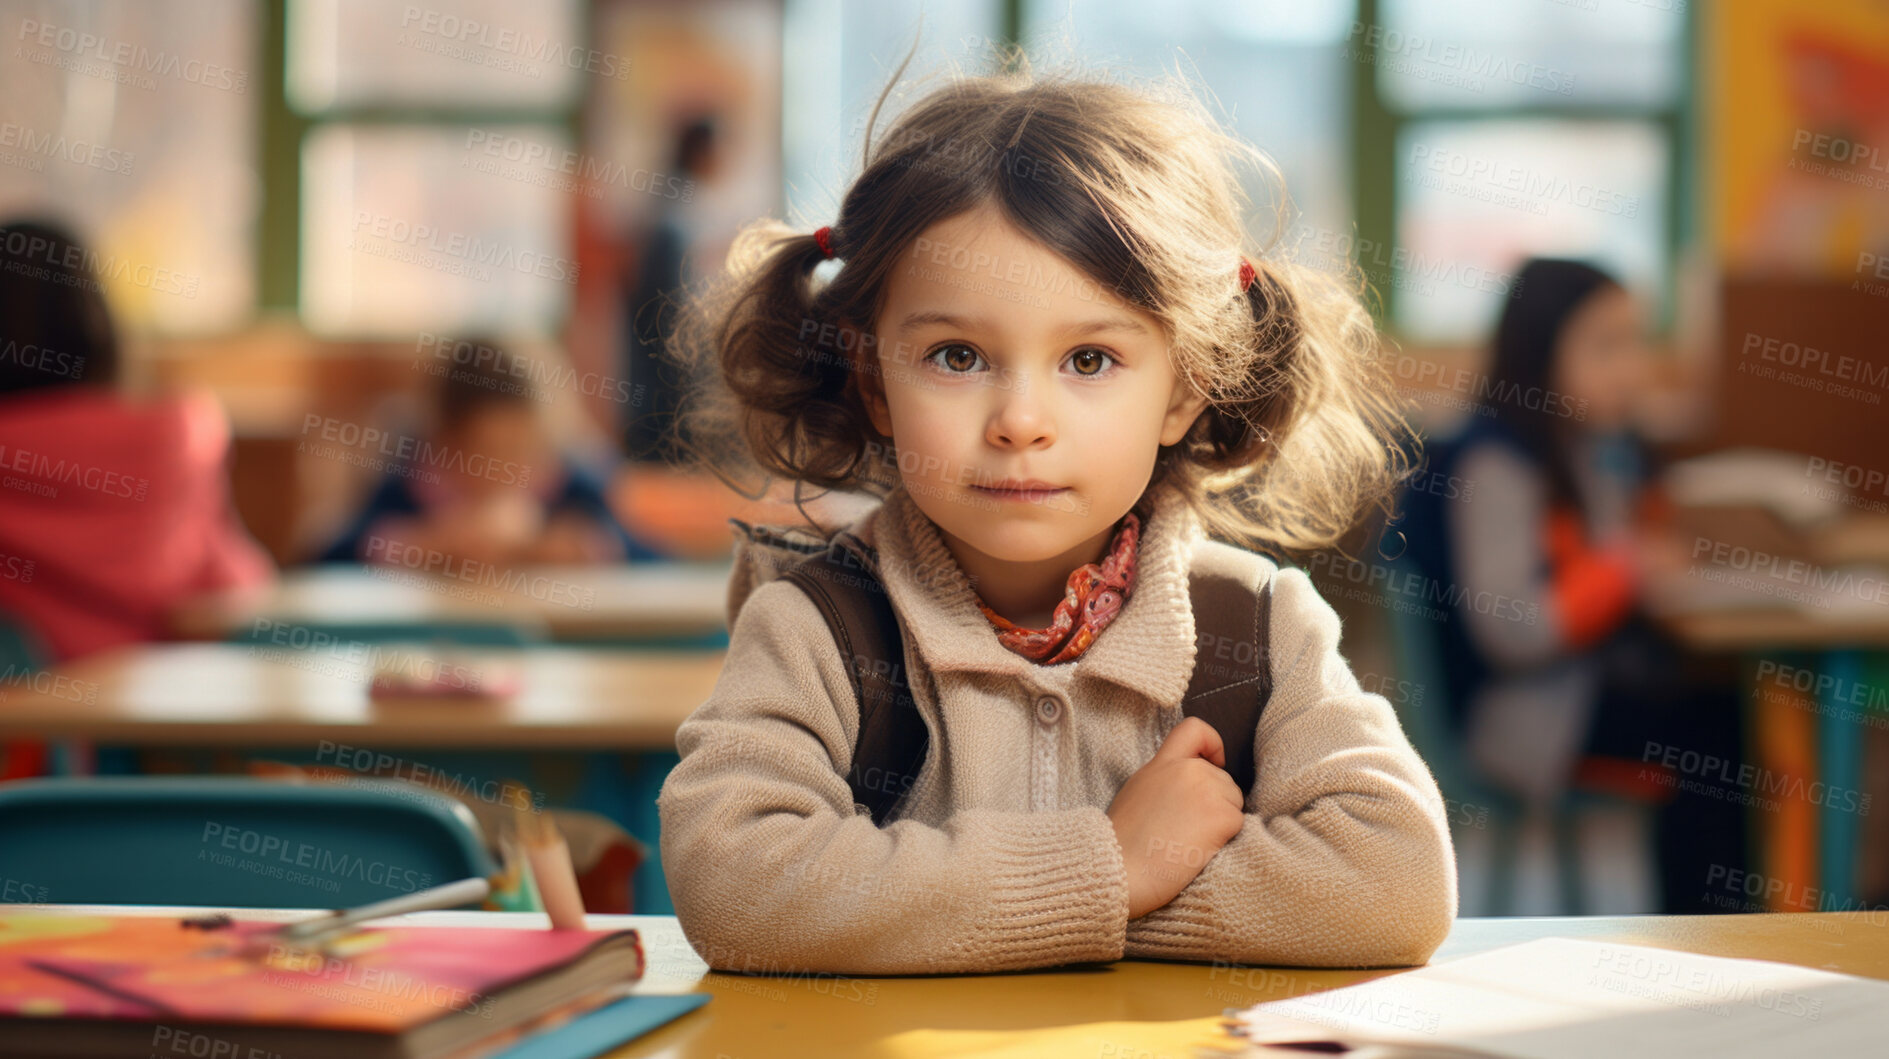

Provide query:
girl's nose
left=986, top=390, right=1055, bottom=450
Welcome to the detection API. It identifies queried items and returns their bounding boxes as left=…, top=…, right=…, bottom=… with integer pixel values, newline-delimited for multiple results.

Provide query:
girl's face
left=856, top=202, right=1209, bottom=571
left=1552, top=284, right=1649, bottom=432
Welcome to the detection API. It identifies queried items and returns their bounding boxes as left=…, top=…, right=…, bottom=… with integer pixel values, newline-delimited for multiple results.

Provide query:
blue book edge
left=490, top=993, right=711, bottom=1059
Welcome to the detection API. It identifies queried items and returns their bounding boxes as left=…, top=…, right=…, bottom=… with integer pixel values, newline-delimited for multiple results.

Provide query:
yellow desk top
left=73, top=907, right=1881, bottom=1059
left=629, top=910, right=1889, bottom=1058
left=0, top=644, right=721, bottom=748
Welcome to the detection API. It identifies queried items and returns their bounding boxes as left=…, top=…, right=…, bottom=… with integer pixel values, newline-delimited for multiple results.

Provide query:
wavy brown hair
left=669, top=53, right=1414, bottom=557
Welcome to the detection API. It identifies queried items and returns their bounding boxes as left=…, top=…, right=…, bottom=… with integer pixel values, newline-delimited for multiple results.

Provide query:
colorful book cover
left=0, top=913, right=642, bottom=1033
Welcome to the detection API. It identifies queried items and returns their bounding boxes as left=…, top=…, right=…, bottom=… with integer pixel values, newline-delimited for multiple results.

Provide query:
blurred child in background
left=319, top=345, right=664, bottom=566
left=0, top=217, right=273, bottom=665
left=1405, top=257, right=1743, bottom=912
left=0, top=217, right=273, bottom=779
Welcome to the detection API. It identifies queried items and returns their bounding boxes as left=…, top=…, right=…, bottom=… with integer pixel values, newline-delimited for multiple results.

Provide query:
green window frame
left=1347, top=0, right=1696, bottom=340
left=253, top=0, right=583, bottom=323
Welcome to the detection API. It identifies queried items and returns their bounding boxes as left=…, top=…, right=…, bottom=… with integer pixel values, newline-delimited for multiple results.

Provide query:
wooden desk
left=173, top=562, right=733, bottom=643
left=0, top=644, right=722, bottom=749
left=616, top=911, right=1889, bottom=1057
left=1660, top=607, right=1889, bottom=651
left=40, top=908, right=1889, bottom=1059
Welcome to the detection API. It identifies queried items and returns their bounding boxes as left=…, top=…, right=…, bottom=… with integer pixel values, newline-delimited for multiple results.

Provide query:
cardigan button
left=1034, top=696, right=1063, bottom=725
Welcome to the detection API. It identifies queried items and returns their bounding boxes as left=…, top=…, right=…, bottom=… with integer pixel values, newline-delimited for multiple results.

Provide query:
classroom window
left=285, top=0, right=585, bottom=110
left=0, top=0, right=257, bottom=335
left=1376, top=0, right=1685, bottom=110
left=1369, top=0, right=1687, bottom=343
left=1020, top=0, right=1359, bottom=249
left=298, top=123, right=575, bottom=337
left=781, top=0, right=1005, bottom=225
left=1394, top=118, right=1668, bottom=344
left=284, top=0, right=582, bottom=337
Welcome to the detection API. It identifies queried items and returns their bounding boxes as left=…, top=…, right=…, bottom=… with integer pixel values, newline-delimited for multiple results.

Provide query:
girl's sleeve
left=658, top=577, right=1130, bottom=975
left=1123, top=566, right=1457, bottom=967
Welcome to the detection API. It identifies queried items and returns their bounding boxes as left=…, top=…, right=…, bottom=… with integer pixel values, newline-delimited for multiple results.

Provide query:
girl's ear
left=1159, top=374, right=1212, bottom=447
left=842, top=319, right=894, bottom=437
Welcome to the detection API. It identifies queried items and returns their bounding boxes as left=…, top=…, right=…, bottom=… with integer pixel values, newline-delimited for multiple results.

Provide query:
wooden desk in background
left=171, top=563, right=734, bottom=643
left=45, top=907, right=1889, bottom=1059
left=0, top=644, right=723, bottom=749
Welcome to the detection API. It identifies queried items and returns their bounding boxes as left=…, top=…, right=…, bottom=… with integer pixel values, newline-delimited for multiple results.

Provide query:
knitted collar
left=975, top=512, right=1141, bottom=665
left=865, top=482, right=1202, bottom=706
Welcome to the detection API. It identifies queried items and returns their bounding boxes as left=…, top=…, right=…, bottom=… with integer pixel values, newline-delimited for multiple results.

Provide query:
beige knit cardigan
left=658, top=482, right=1457, bottom=974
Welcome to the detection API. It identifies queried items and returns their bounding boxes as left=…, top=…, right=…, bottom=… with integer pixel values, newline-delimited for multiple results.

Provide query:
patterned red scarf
left=976, top=511, right=1141, bottom=665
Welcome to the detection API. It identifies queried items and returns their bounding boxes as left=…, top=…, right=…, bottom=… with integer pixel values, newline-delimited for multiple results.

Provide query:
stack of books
left=0, top=911, right=704, bottom=1058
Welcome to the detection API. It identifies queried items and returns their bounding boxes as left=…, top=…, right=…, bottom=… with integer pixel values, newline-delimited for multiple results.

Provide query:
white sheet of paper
left=1230, top=937, right=1888, bottom=1057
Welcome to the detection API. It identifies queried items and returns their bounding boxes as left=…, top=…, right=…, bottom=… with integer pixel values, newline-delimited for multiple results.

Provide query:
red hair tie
left=1238, top=257, right=1257, bottom=292
left=814, top=226, right=834, bottom=259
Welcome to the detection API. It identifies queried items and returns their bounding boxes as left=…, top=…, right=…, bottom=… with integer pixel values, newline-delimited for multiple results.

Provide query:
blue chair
left=1383, top=557, right=1656, bottom=915
left=0, top=614, right=44, bottom=674
left=1378, top=561, right=1526, bottom=915
left=0, top=613, right=73, bottom=778
left=0, top=776, right=495, bottom=908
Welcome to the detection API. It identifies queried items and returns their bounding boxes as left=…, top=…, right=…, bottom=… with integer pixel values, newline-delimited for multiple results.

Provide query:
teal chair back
left=226, top=621, right=543, bottom=648
left=0, top=613, right=46, bottom=675
left=0, top=777, right=495, bottom=908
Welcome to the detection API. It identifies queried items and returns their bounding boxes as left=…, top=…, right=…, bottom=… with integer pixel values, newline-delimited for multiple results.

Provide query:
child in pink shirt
left=0, top=219, right=272, bottom=666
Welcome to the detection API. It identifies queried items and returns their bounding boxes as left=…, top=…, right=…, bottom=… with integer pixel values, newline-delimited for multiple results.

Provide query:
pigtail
left=670, top=219, right=895, bottom=511
left=1183, top=260, right=1301, bottom=467
left=1166, top=254, right=1417, bottom=558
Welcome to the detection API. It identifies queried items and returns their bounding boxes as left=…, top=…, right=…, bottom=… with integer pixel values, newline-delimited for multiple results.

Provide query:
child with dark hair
left=655, top=63, right=1457, bottom=974
left=1402, top=256, right=1744, bottom=912
left=319, top=342, right=662, bottom=565
left=0, top=217, right=272, bottom=665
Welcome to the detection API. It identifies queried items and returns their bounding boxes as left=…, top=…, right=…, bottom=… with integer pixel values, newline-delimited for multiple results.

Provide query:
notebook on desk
left=1221, top=936, right=1887, bottom=1058
left=0, top=911, right=701, bottom=1058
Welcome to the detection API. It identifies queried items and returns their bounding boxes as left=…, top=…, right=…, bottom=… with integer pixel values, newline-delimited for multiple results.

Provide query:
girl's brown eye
left=934, top=345, right=980, bottom=372
left=1070, top=349, right=1112, bottom=375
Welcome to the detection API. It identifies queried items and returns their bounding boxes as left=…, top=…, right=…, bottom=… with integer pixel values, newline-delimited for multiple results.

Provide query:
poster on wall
left=1713, top=0, right=1889, bottom=281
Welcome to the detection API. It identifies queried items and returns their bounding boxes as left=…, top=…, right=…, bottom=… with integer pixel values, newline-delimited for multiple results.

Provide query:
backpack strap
left=1180, top=567, right=1275, bottom=797
left=780, top=534, right=927, bottom=826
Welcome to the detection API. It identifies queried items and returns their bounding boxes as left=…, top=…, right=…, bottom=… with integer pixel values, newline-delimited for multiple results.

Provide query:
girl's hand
left=1106, top=717, right=1246, bottom=919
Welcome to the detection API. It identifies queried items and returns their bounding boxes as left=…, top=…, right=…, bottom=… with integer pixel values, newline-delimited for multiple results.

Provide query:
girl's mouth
left=971, top=484, right=1070, bottom=502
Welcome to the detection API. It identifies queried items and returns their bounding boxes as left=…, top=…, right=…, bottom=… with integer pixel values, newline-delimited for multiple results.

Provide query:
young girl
left=656, top=67, right=1456, bottom=974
